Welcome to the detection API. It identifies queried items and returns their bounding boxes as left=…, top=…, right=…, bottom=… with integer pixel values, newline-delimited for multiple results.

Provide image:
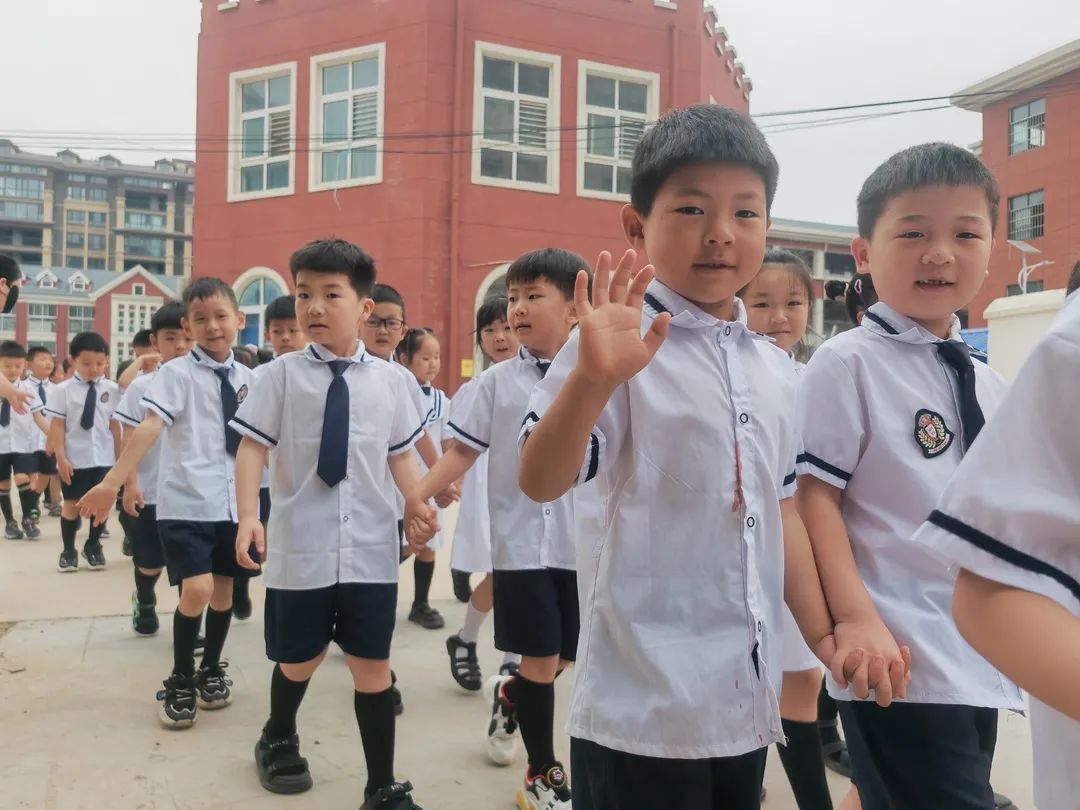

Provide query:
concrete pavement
left=0, top=513, right=1036, bottom=809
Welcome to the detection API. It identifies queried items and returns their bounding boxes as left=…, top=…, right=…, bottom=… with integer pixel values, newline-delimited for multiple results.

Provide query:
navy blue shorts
left=158, top=519, right=258, bottom=586
left=838, top=701, right=998, bottom=810
left=264, top=582, right=398, bottom=663
left=14, top=451, right=57, bottom=476
left=492, top=567, right=579, bottom=660
left=128, top=504, right=165, bottom=570
left=60, top=466, right=109, bottom=501
left=571, top=737, right=767, bottom=810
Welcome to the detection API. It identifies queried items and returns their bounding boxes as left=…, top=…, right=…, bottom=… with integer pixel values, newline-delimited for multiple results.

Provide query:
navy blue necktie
left=36, top=381, right=46, bottom=406
left=214, top=367, right=241, bottom=456
left=936, top=341, right=985, bottom=451
left=421, top=385, right=432, bottom=395
left=537, top=361, right=551, bottom=378
left=0, top=399, right=9, bottom=428
left=80, top=380, right=97, bottom=430
left=317, top=360, right=351, bottom=488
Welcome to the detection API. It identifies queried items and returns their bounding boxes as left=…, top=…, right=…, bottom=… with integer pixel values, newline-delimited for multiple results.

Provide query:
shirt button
left=342, top=515, right=349, bottom=522
left=544, top=508, right=551, bottom=516
left=344, top=475, right=349, bottom=481
left=724, top=326, right=732, bottom=336
left=757, top=620, right=763, bottom=632
left=746, top=516, right=756, bottom=528
left=739, top=413, right=749, bottom=424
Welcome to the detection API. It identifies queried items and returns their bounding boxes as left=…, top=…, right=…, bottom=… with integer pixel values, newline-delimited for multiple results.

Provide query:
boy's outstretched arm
left=797, top=475, right=911, bottom=702
left=954, top=571, right=1080, bottom=721
left=519, top=250, right=669, bottom=503
left=77, top=414, right=164, bottom=523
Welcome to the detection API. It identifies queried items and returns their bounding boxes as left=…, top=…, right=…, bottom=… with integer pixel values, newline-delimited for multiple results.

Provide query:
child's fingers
left=591, top=252, right=612, bottom=308
left=624, top=264, right=656, bottom=311
left=831, top=647, right=860, bottom=688
left=574, top=269, right=595, bottom=320
left=642, top=312, right=670, bottom=357
left=607, top=249, right=636, bottom=305
left=890, top=657, right=908, bottom=700
left=869, top=655, right=893, bottom=707
left=850, top=658, right=871, bottom=700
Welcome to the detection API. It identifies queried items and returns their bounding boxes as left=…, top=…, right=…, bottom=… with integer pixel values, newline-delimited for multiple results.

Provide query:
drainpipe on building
left=448, top=0, right=467, bottom=392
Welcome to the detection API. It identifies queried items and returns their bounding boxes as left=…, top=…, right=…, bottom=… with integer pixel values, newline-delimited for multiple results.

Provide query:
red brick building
left=194, top=0, right=758, bottom=385
left=953, top=38, right=1080, bottom=326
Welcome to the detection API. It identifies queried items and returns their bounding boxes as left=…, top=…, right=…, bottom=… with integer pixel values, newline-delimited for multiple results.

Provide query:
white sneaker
left=516, top=763, right=572, bottom=809
left=484, top=674, right=520, bottom=767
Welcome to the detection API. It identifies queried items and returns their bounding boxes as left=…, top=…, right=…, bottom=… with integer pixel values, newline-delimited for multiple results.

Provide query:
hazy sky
left=2, top=0, right=1077, bottom=225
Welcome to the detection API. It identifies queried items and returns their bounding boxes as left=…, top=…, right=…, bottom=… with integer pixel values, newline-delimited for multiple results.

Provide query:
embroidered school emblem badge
left=100, top=392, right=109, bottom=403
left=914, top=409, right=953, bottom=458
left=236, top=384, right=249, bottom=403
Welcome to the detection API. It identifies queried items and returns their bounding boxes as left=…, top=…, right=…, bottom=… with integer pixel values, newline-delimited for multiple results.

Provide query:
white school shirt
left=383, top=357, right=430, bottom=521
left=230, top=342, right=424, bottom=589
left=452, top=346, right=575, bottom=572
left=912, top=293, right=1080, bottom=809
left=796, top=301, right=1023, bottom=709
left=447, top=379, right=493, bottom=574
left=22, top=376, right=56, bottom=452
left=251, top=361, right=274, bottom=490
left=6, top=379, right=45, bottom=454
left=521, top=281, right=800, bottom=759
left=114, top=371, right=162, bottom=506
left=141, top=348, right=255, bottom=522
left=413, top=383, right=450, bottom=549
left=45, top=374, right=120, bottom=468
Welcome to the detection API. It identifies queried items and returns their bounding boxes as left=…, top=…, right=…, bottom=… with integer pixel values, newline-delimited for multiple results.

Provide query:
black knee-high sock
left=412, top=559, right=435, bottom=606
left=86, top=519, right=105, bottom=550
left=506, top=674, right=557, bottom=773
left=265, top=664, right=311, bottom=739
left=779, top=718, right=834, bottom=810
left=818, top=676, right=840, bottom=743
left=173, top=609, right=201, bottom=677
left=17, top=484, right=37, bottom=519
left=200, top=607, right=232, bottom=669
left=134, top=569, right=161, bottom=605
left=0, top=490, right=13, bottom=522
left=233, top=575, right=249, bottom=603
left=354, top=688, right=396, bottom=796
left=60, top=516, right=80, bottom=552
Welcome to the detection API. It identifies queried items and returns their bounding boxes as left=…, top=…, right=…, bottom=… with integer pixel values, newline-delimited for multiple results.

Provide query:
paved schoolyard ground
left=0, top=512, right=1036, bottom=809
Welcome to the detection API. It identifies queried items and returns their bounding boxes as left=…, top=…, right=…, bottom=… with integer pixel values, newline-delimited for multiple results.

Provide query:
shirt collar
left=72, top=372, right=104, bottom=384
left=28, top=375, right=47, bottom=385
left=518, top=345, right=552, bottom=368
left=642, top=279, right=762, bottom=339
left=307, top=340, right=371, bottom=364
left=861, top=301, right=963, bottom=345
left=189, top=346, right=236, bottom=370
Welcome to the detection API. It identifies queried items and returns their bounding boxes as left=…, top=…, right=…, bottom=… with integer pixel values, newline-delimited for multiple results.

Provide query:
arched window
left=233, top=269, right=288, bottom=348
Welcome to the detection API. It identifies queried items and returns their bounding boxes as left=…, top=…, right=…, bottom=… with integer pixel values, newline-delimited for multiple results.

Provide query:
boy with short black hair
left=796, top=142, right=1022, bottom=810
left=0, top=341, right=49, bottom=540
left=18, top=346, right=59, bottom=526
left=80, top=278, right=256, bottom=729
left=47, top=332, right=120, bottom=570
left=113, top=301, right=191, bottom=636
left=232, top=238, right=432, bottom=809
left=264, top=295, right=303, bottom=356
left=517, top=106, right=894, bottom=810
left=407, top=248, right=592, bottom=810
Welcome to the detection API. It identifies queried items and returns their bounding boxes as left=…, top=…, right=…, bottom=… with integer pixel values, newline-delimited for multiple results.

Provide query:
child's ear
left=621, top=204, right=646, bottom=251
left=851, top=237, right=872, bottom=274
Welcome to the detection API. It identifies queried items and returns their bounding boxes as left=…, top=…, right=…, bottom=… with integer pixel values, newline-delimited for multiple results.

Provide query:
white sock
left=501, top=651, right=521, bottom=668
left=459, top=602, right=488, bottom=645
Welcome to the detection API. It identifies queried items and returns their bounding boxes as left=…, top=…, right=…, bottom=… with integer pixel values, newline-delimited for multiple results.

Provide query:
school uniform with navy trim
left=521, top=282, right=799, bottom=808
left=413, top=381, right=450, bottom=550
left=0, top=384, right=44, bottom=480
left=115, top=370, right=166, bottom=570
left=251, top=361, right=275, bottom=524
left=796, top=301, right=1022, bottom=810
left=453, top=345, right=578, bottom=661
left=447, top=379, right=493, bottom=574
left=141, top=348, right=256, bottom=586
left=912, top=293, right=1080, bottom=810
left=46, top=373, right=120, bottom=499
left=230, top=341, right=423, bottom=663
left=385, top=357, right=432, bottom=547
left=12, top=376, right=57, bottom=476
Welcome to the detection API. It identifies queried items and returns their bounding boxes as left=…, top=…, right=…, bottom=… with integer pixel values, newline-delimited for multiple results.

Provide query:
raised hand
left=576, top=250, right=670, bottom=388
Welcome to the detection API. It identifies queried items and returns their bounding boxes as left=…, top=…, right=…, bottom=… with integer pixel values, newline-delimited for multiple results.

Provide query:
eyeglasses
left=365, top=317, right=404, bottom=331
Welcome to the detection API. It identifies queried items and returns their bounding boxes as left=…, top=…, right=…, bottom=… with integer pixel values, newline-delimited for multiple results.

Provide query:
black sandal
left=255, top=731, right=313, bottom=795
left=445, top=634, right=483, bottom=691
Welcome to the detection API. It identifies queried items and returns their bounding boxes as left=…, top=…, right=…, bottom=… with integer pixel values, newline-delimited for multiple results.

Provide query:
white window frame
left=576, top=60, right=660, bottom=202
left=472, top=41, right=561, bottom=195
left=308, top=43, right=386, bottom=193
left=227, top=61, right=297, bottom=203
left=68, top=304, right=95, bottom=334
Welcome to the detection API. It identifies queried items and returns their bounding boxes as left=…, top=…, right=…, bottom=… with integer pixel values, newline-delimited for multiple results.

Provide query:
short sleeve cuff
left=230, top=416, right=278, bottom=449
left=44, top=407, right=66, bottom=419
left=796, top=452, right=851, bottom=490
left=114, top=411, right=141, bottom=429
left=449, top=420, right=489, bottom=453
left=780, top=467, right=798, bottom=499
left=141, top=397, right=176, bottom=426
left=388, top=424, right=423, bottom=456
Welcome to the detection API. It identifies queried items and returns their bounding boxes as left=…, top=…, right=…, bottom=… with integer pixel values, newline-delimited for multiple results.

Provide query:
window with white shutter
left=228, top=62, right=297, bottom=202
left=473, top=42, right=561, bottom=193
left=309, top=44, right=385, bottom=191
left=578, top=61, right=660, bottom=201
